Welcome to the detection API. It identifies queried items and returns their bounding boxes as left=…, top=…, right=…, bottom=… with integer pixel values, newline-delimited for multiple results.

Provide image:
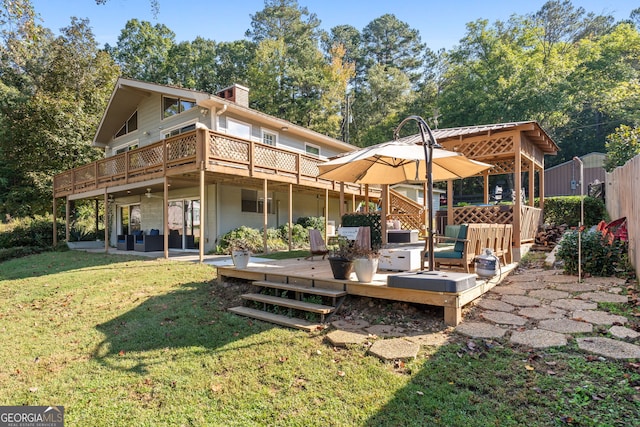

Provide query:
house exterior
left=544, top=152, right=606, bottom=197
left=53, top=77, right=374, bottom=258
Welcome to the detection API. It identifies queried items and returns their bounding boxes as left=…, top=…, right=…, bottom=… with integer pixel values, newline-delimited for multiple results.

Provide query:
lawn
left=0, top=251, right=638, bottom=426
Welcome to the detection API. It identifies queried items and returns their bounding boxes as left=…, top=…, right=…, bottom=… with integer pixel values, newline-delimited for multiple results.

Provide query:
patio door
left=119, top=204, right=141, bottom=235
left=167, top=199, right=200, bottom=250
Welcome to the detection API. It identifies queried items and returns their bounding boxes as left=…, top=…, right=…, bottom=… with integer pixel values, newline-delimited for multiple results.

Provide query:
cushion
left=150, top=229, right=160, bottom=236
left=453, top=224, right=468, bottom=253
left=435, top=250, right=463, bottom=259
left=133, top=230, right=143, bottom=237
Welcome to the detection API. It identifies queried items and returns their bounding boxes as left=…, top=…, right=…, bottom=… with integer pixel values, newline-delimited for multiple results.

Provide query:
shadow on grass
left=92, top=279, right=273, bottom=375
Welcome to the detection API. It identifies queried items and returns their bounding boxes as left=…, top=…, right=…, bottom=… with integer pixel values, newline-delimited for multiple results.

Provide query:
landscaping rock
left=490, top=286, right=527, bottom=295
left=404, top=332, right=451, bottom=347
left=510, top=329, right=567, bottom=348
left=518, top=306, right=566, bottom=320
left=577, top=337, right=640, bottom=359
left=331, top=319, right=370, bottom=330
left=550, top=298, right=597, bottom=311
left=528, top=289, right=570, bottom=300
left=455, top=322, right=507, bottom=339
left=325, top=330, right=370, bottom=347
left=368, top=338, right=420, bottom=361
left=501, top=295, right=540, bottom=307
left=538, top=318, right=593, bottom=334
left=366, top=324, right=406, bottom=338
left=572, top=310, right=628, bottom=325
left=481, top=310, right=528, bottom=326
left=577, top=292, right=628, bottom=303
left=553, top=282, right=599, bottom=292
left=609, top=326, right=640, bottom=340
left=476, top=299, right=515, bottom=312
left=512, top=281, right=548, bottom=290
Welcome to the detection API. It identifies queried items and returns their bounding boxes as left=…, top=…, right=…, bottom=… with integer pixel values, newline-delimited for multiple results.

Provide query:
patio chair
left=116, top=234, right=134, bottom=251
left=134, top=229, right=164, bottom=252
left=305, top=229, right=328, bottom=260
left=423, top=224, right=481, bottom=273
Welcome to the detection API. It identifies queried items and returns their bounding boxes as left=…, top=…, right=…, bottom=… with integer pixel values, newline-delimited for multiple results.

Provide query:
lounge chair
left=134, top=229, right=164, bottom=252
left=305, top=229, right=328, bottom=260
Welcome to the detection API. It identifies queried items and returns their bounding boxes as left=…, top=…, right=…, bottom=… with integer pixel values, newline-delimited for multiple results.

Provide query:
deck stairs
left=228, top=281, right=347, bottom=332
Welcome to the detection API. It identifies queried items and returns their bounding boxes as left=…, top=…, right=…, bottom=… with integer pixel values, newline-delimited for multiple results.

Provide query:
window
left=305, top=143, right=320, bottom=157
left=115, top=111, right=138, bottom=138
left=241, top=189, right=275, bottom=214
left=120, top=204, right=141, bottom=235
left=163, top=96, right=195, bottom=119
left=115, top=141, right=139, bottom=155
left=163, top=122, right=196, bottom=139
left=262, top=130, right=277, bottom=146
left=227, top=118, right=251, bottom=140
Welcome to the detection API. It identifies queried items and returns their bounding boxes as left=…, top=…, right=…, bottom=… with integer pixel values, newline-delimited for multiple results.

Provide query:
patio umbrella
left=318, top=115, right=492, bottom=271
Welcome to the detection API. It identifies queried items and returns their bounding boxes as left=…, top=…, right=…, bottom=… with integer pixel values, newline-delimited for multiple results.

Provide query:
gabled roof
left=400, top=121, right=559, bottom=155
left=94, top=77, right=357, bottom=153
left=93, top=78, right=211, bottom=147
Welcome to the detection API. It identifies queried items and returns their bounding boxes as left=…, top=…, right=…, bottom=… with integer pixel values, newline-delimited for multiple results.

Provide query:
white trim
left=162, top=119, right=198, bottom=139
left=304, top=142, right=321, bottom=158
left=261, top=128, right=278, bottom=146
left=162, top=95, right=197, bottom=120
left=226, top=117, right=252, bottom=140
left=113, top=139, right=139, bottom=155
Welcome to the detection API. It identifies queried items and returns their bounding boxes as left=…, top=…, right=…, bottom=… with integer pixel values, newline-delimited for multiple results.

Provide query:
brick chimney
left=216, top=84, right=249, bottom=108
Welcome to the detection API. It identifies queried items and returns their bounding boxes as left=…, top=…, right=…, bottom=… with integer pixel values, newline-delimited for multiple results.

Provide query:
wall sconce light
left=200, top=108, right=209, bottom=115
left=281, top=126, right=289, bottom=131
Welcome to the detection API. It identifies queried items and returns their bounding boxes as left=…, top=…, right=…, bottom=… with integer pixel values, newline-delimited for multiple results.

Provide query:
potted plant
left=352, top=245, right=380, bottom=283
left=327, top=236, right=356, bottom=280
left=229, top=238, right=251, bottom=269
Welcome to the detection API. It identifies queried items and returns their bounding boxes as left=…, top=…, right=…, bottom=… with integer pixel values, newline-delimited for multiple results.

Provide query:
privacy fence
left=605, top=154, right=639, bottom=274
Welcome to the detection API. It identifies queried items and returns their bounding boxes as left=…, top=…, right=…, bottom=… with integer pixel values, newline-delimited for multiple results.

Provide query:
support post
left=364, top=184, right=370, bottom=213
left=529, top=158, right=535, bottom=207
left=263, top=178, right=268, bottom=254
left=199, top=166, right=205, bottom=263
left=65, top=198, right=70, bottom=243
left=288, top=184, right=293, bottom=251
left=104, top=191, right=109, bottom=252
left=339, top=182, right=345, bottom=218
left=324, top=189, right=329, bottom=242
left=52, top=197, right=57, bottom=246
left=483, top=171, right=489, bottom=204
left=381, top=184, right=389, bottom=245
left=164, top=178, right=169, bottom=259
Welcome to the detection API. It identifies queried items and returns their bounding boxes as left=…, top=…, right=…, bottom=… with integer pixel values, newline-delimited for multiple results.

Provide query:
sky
left=31, top=0, right=638, bottom=51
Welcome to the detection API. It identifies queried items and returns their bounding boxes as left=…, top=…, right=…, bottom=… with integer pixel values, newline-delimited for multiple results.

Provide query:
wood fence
left=605, top=154, right=639, bottom=274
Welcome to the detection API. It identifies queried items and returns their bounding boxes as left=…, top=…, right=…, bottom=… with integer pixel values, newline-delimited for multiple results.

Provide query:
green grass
left=1, top=251, right=639, bottom=426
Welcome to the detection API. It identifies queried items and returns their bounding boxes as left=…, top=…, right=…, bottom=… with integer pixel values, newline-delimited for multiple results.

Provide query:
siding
left=545, top=163, right=606, bottom=197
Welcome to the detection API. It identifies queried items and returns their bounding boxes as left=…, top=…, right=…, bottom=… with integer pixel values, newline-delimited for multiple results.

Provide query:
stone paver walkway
left=328, top=266, right=639, bottom=361
left=456, top=269, right=640, bottom=359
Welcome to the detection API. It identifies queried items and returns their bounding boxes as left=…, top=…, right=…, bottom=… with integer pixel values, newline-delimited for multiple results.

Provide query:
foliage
left=556, top=229, right=631, bottom=277
left=0, top=245, right=43, bottom=262
left=295, top=216, right=325, bottom=233
left=216, top=226, right=264, bottom=254
left=327, top=235, right=356, bottom=260
left=543, top=196, right=606, bottom=227
left=277, top=223, right=309, bottom=248
left=342, top=212, right=382, bottom=248
left=604, top=124, right=640, bottom=172
left=0, top=214, right=64, bottom=249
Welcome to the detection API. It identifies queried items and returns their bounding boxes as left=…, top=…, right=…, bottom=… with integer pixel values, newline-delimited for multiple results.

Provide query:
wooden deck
left=217, top=258, right=517, bottom=326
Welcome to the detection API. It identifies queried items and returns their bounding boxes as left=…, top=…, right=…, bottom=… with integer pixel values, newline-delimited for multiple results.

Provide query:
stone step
left=228, top=306, right=321, bottom=332
left=241, top=293, right=335, bottom=314
left=252, top=281, right=347, bottom=298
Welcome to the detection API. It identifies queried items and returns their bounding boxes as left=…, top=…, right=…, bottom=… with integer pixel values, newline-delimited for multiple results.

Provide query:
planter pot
left=353, top=257, right=379, bottom=283
left=328, top=257, right=354, bottom=280
left=231, top=250, right=251, bottom=269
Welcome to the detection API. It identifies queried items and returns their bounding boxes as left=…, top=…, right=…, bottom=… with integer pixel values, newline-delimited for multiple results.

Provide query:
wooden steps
left=228, top=281, right=347, bottom=331
left=228, top=307, right=321, bottom=332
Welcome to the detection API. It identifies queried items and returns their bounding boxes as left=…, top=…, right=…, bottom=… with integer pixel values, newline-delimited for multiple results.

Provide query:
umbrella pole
left=394, top=115, right=441, bottom=271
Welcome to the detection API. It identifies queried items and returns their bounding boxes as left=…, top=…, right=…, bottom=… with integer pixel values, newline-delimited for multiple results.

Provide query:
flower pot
left=328, top=257, right=354, bottom=280
left=231, top=250, right=251, bottom=269
left=353, top=257, right=379, bottom=283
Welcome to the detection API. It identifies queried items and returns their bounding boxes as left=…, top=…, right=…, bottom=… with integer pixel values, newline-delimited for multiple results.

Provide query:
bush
left=296, top=217, right=325, bottom=234
left=216, top=226, right=264, bottom=254
left=543, top=196, right=606, bottom=227
left=0, top=246, right=45, bottom=263
left=0, top=215, right=64, bottom=249
left=556, top=229, right=630, bottom=277
left=277, top=223, right=309, bottom=248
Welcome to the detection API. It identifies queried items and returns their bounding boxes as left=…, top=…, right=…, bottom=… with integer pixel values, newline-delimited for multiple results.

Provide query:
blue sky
left=31, top=0, right=637, bottom=51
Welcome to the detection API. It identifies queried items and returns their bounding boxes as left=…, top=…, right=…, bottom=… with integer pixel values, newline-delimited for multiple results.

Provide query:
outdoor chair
left=423, top=224, right=481, bottom=273
left=116, top=234, right=134, bottom=251
left=305, top=229, right=328, bottom=260
left=134, top=229, right=164, bottom=252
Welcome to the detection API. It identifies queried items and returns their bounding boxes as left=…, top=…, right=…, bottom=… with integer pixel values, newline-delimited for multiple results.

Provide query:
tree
left=604, top=125, right=640, bottom=172
left=0, top=16, right=119, bottom=217
left=107, top=19, right=175, bottom=83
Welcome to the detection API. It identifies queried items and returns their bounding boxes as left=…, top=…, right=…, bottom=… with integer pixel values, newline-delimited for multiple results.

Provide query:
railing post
left=249, top=141, right=255, bottom=177
left=296, top=153, right=301, bottom=184
left=125, top=151, right=130, bottom=183
left=196, top=128, right=206, bottom=166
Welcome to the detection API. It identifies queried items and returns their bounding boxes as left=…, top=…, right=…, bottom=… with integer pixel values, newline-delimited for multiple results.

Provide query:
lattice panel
left=74, top=165, right=96, bottom=183
left=209, top=135, right=249, bottom=163
left=129, top=146, right=163, bottom=170
left=521, top=206, right=542, bottom=241
left=342, top=213, right=383, bottom=248
left=167, top=134, right=197, bottom=161
left=456, top=136, right=514, bottom=160
left=453, top=205, right=513, bottom=225
left=387, top=214, right=426, bottom=235
left=489, top=159, right=514, bottom=175
left=300, top=156, right=321, bottom=176
left=389, top=192, right=424, bottom=216
left=98, top=157, right=125, bottom=177
left=54, top=172, right=72, bottom=191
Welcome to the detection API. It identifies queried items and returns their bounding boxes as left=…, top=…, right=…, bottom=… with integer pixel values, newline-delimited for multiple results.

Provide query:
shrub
left=0, top=215, right=64, bottom=249
left=0, top=246, right=45, bottom=263
left=556, top=229, right=630, bottom=277
left=216, top=226, right=264, bottom=254
left=277, top=223, right=309, bottom=248
left=543, top=196, right=606, bottom=227
left=295, top=216, right=325, bottom=234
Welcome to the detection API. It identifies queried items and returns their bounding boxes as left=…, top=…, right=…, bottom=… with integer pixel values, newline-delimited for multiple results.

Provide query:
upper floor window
left=163, top=96, right=195, bottom=119
left=115, top=111, right=137, bottom=138
left=115, top=141, right=139, bottom=155
left=163, top=122, right=196, bottom=139
left=305, top=143, right=320, bottom=158
left=227, top=117, right=251, bottom=140
left=262, top=129, right=277, bottom=146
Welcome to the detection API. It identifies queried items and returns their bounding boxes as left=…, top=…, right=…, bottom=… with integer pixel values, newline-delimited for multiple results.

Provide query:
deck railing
left=54, top=129, right=344, bottom=197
